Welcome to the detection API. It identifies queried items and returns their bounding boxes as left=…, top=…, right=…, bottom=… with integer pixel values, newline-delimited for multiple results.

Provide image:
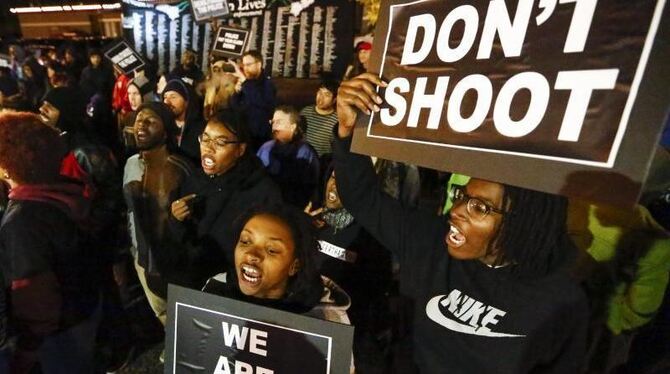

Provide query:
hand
left=228, top=60, right=244, bottom=79
left=336, top=73, right=387, bottom=138
left=304, top=202, right=325, bottom=229
left=171, top=193, right=197, bottom=221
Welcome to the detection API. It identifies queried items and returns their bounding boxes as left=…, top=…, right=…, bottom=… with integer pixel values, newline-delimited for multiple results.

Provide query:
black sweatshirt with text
left=332, top=133, right=588, bottom=373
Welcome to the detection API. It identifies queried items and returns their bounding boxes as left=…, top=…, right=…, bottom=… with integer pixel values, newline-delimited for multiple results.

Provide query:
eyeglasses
left=450, top=186, right=505, bottom=220
left=197, top=134, right=242, bottom=150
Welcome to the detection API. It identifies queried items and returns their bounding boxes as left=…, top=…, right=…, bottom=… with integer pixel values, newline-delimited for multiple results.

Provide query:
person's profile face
left=22, top=65, right=33, bottom=78
left=270, top=110, right=296, bottom=144
left=39, top=101, right=60, bottom=128
left=324, top=172, right=342, bottom=210
left=446, top=179, right=505, bottom=264
left=234, top=214, right=299, bottom=300
left=133, top=108, right=167, bottom=150
left=127, top=84, right=143, bottom=111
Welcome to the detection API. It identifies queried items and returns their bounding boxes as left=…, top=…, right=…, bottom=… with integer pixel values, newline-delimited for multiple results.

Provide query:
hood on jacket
left=8, top=181, right=90, bottom=222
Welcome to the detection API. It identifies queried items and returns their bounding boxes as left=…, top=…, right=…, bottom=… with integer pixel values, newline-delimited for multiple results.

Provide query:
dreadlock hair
left=493, top=184, right=572, bottom=279
left=229, top=203, right=323, bottom=309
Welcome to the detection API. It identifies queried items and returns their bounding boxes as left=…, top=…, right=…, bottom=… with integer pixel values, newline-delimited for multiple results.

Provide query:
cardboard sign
left=191, top=0, right=230, bottom=23
left=165, top=284, right=354, bottom=374
left=352, top=0, right=670, bottom=207
left=104, top=40, right=145, bottom=75
left=211, top=26, right=250, bottom=59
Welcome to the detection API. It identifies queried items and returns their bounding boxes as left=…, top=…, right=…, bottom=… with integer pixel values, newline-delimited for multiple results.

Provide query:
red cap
left=356, top=41, right=372, bottom=51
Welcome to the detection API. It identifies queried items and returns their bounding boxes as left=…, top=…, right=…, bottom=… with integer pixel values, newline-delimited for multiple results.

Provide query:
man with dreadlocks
left=332, top=73, right=588, bottom=373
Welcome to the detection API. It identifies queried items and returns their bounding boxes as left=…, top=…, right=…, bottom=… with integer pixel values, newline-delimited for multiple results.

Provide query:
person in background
left=19, top=60, right=46, bottom=111
left=40, top=85, right=129, bottom=370
left=306, top=166, right=393, bottom=373
left=344, top=40, right=372, bottom=80
left=122, top=75, right=156, bottom=152
left=0, top=67, right=22, bottom=111
left=229, top=50, right=277, bottom=151
left=332, top=73, right=588, bottom=373
left=170, top=110, right=281, bottom=289
left=162, top=78, right=205, bottom=163
left=169, top=49, right=205, bottom=88
left=0, top=112, right=101, bottom=373
left=7, top=45, right=25, bottom=81
left=203, top=59, right=238, bottom=120
left=257, top=105, right=320, bottom=208
left=62, top=47, right=84, bottom=84
left=301, top=80, right=339, bottom=158
left=79, top=48, right=114, bottom=103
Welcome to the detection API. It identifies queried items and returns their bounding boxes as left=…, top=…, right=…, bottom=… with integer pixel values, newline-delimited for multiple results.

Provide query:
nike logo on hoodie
left=426, top=290, right=525, bottom=338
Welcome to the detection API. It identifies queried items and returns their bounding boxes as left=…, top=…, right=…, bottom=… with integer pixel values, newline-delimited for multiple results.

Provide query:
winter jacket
left=169, top=155, right=281, bottom=289
left=568, top=200, right=670, bottom=334
left=0, top=183, right=100, bottom=369
left=256, top=140, right=320, bottom=208
left=230, top=76, right=276, bottom=150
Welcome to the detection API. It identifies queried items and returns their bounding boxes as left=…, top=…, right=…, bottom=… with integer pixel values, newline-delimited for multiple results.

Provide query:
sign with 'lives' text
left=352, top=0, right=670, bottom=206
left=165, top=285, right=353, bottom=374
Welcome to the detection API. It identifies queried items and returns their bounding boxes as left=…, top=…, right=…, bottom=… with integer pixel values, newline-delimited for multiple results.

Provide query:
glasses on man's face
left=450, top=186, right=505, bottom=220
left=197, top=133, right=242, bottom=151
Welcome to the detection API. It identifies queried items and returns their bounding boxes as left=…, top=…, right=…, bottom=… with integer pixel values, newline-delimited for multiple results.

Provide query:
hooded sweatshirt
left=332, top=132, right=588, bottom=373
left=168, top=155, right=281, bottom=289
left=0, top=182, right=100, bottom=359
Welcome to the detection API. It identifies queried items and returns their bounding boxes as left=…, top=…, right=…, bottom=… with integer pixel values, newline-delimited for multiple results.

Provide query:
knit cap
left=162, top=79, right=190, bottom=102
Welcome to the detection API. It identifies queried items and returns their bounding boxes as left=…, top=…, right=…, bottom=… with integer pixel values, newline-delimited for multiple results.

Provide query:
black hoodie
left=332, top=133, right=588, bottom=373
left=168, top=155, right=281, bottom=289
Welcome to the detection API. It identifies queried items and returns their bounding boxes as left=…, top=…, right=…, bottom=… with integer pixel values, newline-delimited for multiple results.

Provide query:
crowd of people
left=0, top=39, right=667, bottom=374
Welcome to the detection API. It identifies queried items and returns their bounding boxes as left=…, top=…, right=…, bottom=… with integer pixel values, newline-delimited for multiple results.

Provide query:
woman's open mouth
left=240, top=264, right=261, bottom=285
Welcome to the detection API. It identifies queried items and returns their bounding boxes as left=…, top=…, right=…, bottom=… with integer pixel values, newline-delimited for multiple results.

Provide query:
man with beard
left=122, top=101, right=193, bottom=326
left=229, top=50, right=277, bottom=151
left=162, top=79, right=205, bottom=163
left=169, top=49, right=205, bottom=87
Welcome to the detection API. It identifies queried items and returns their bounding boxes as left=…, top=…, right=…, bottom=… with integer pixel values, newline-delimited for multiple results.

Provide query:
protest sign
left=104, top=40, right=145, bottom=75
left=211, top=26, right=250, bottom=59
left=351, top=0, right=670, bottom=207
left=165, top=284, right=354, bottom=374
left=191, top=0, right=230, bottom=23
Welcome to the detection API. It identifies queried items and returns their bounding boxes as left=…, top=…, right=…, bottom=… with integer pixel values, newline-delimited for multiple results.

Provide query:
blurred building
left=7, top=1, right=122, bottom=38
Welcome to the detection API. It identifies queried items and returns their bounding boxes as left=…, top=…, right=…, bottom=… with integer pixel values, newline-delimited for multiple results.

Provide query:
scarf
left=322, top=208, right=355, bottom=232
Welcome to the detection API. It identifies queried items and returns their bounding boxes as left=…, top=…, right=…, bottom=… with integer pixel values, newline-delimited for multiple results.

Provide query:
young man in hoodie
left=123, top=101, right=194, bottom=326
left=0, top=112, right=101, bottom=373
left=162, top=78, right=206, bottom=163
